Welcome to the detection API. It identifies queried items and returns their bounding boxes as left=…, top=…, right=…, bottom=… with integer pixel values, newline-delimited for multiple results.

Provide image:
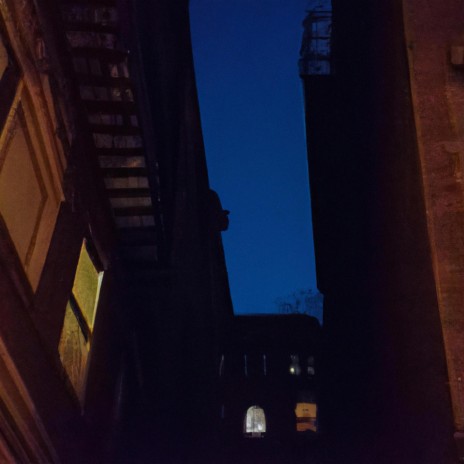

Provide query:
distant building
left=218, top=314, right=321, bottom=442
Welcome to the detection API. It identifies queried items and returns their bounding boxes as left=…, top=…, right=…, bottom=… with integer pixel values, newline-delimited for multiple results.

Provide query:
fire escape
left=60, top=1, right=163, bottom=278
left=299, top=8, right=332, bottom=76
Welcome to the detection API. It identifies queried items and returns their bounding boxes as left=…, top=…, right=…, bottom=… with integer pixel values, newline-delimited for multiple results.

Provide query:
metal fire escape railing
left=59, top=1, right=162, bottom=271
left=299, top=9, right=332, bottom=76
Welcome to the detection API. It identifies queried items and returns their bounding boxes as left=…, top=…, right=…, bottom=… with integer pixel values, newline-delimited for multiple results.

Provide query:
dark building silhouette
left=300, top=1, right=463, bottom=462
left=0, top=0, right=232, bottom=462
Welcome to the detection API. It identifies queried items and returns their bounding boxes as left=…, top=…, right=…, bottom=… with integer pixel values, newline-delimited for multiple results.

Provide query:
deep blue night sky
left=190, top=0, right=317, bottom=314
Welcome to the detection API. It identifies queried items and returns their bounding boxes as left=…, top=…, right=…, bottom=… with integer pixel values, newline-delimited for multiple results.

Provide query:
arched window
left=244, top=405, right=266, bottom=437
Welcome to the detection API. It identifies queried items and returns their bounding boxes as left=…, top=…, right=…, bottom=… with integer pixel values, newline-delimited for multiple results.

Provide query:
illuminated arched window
left=244, top=405, right=266, bottom=437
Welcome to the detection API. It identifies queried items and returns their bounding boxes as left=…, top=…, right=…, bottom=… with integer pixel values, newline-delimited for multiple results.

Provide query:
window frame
left=58, top=238, right=104, bottom=405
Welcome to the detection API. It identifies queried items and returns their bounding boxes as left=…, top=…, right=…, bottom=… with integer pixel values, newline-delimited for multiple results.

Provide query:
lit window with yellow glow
left=295, top=402, right=318, bottom=432
left=58, top=240, right=103, bottom=403
left=244, top=406, right=266, bottom=437
left=289, top=354, right=301, bottom=376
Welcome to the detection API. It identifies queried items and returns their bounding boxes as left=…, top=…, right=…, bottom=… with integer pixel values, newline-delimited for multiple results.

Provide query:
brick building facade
left=0, top=0, right=232, bottom=462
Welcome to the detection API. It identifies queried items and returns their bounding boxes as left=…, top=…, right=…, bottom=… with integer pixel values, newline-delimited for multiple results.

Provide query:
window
left=289, top=354, right=301, bottom=376
left=295, top=402, right=318, bottom=433
left=244, top=406, right=266, bottom=437
left=58, top=240, right=103, bottom=403
left=219, top=354, right=225, bottom=377
left=307, top=355, right=315, bottom=376
left=245, top=354, right=263, bottom=377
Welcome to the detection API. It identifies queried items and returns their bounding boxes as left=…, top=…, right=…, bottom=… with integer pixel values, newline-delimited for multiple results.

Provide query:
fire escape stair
left=83, top=100, right=137, bottom=114
left=90, top=124, right=141, bottom=136
left=65, top=22, right=118, bottom=34
left=76, top=73, right=131, bottom=87
left=61, top=1, right=164, bottom=277
left=61, top=0, right=116, bottom=5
